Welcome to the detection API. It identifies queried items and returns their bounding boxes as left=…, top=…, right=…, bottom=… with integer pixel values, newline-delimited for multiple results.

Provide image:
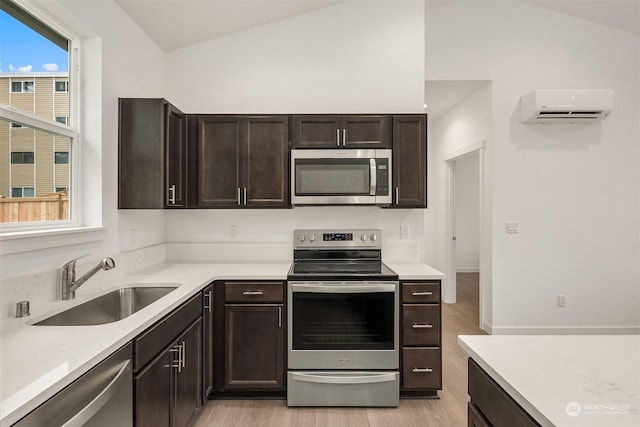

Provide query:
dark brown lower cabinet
left=174, top=320, right=202, bottom=427
left=224, top=305, right=284, bottom=389
left=135, top=350, right=172, bottom=426
left=134, top=294, right=203, bottom=426
left=202, top=284, right=214, bottom=401
left=467, top=358, right=541, bottom=427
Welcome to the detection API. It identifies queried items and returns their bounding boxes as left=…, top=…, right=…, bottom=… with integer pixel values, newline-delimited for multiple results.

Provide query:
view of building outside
left=0, top=2, right=71, bottom=223
left=0, top=73, right=71, bottom=198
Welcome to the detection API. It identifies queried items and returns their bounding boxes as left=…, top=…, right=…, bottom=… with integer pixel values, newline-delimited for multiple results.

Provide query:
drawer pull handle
left=242, top=290, right=264, bottom=296
left=412, top=291, right=433, bottom=296
left=412, top=323, right=433, bottom=329
left=412, top=367, right=433, bottom=373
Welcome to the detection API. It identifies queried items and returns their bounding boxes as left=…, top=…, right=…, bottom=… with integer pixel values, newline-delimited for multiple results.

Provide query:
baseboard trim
left=491, top=326, right=640, bottom=335
left=456, top=268, right=480, bottom=273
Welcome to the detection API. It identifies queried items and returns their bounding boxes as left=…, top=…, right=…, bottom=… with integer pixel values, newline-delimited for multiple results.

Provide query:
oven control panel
left=293, top=229, right=381, bottom=249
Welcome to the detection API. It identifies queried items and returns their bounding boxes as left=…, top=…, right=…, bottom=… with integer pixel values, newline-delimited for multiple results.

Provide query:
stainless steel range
left=287, top=229, right=400, bottom=407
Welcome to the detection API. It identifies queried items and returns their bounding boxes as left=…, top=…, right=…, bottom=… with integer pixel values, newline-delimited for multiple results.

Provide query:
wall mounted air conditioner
left=520, top=89, right=613, bottom=123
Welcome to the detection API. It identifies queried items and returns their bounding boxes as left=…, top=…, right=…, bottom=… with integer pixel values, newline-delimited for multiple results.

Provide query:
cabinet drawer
left=468, top=358, right=541, bottom=427
left=134, top=293, right=202, bottom=372
left=402, top=282, right=440, bottom=303
left=224, top=282, right=284, bottom=303
left=402, top=348, right=441, bottom=390
left=402, top=304, right=440, bottom=346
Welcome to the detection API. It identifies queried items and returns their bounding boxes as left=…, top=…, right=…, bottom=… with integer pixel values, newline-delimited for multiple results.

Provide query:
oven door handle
left=290, top=283, right=396, bottom=293
left=290, top=372, right=397, bottom=385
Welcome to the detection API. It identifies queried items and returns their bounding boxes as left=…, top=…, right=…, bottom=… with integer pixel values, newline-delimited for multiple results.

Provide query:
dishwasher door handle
left=61, top=360, right=131, bottom=427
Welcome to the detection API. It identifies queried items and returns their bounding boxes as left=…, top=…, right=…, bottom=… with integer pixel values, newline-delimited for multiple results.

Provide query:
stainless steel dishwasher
left=13, top=343, right=133, bottom=427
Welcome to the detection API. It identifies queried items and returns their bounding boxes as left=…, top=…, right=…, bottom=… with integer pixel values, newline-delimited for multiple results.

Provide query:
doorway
left=444, top=141, right=484, bottom=329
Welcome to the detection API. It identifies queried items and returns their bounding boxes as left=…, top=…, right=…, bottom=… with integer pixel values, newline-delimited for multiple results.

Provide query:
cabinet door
left=243, top=116, right=290, bottom=207
left=202, top=285, right=214, bottom=401
left=165, top=102, right=186, bottom=208
left=291, top=115, right=341, bottom=148
left=341, top=115, right=391, bottom=148
left=135, top=349, right=172, bottom=427
left=224, top=305, right=284, bottom=389
left=392, top=115, right=427, bottom=208
left=118, top=98, right=164, bottom=209
left=196, top=116, right=243, bottom=207
left=174, top=319, right=203, bottom=427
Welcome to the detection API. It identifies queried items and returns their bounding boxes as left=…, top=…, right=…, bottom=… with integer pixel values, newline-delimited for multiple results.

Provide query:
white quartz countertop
left=1, top=260, right=442, bottom=425
left=458, top=335, right=640, bottom=427
left=0, top=262, right=290, bottom=426
left=384, top=262, right=445, bottom=280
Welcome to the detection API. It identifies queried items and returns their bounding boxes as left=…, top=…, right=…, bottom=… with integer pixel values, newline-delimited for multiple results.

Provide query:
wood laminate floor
left=194, top=273, right=486, bottom=427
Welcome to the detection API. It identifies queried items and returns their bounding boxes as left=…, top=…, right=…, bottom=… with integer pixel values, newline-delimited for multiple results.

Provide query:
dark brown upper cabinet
left=392, top=115, right=427, bottom=208
left=118, top=98, right=186, bottom=209
left=291, top=115, right=391, bottom=148
left=188, top=115, right=289, bottom=208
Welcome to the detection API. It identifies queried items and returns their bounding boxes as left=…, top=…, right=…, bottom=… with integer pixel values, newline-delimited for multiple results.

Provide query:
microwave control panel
left=376, top=159, right=389, bottom=196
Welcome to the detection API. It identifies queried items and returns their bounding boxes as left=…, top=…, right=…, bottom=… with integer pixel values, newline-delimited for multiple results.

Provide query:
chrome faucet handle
left=62, top=254, right=91, bottom=271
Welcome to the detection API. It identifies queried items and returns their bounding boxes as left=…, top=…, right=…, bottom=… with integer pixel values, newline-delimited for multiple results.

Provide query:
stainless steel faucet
left=61, top=255, right=116, bottom=300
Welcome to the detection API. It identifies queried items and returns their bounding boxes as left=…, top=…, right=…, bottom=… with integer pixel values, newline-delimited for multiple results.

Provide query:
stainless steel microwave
left=291, top=149, right=392, bottom=205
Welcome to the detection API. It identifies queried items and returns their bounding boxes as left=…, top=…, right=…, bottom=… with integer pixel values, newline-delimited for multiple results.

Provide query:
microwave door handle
left=369, top=159, right=377, bottom=196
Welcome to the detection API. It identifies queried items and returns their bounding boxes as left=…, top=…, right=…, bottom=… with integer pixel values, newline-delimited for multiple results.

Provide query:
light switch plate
left=506, top=222, right=519, bottom=233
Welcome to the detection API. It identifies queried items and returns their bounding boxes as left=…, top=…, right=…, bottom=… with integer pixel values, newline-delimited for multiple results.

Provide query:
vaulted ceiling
left=114, top=0, right=639, bottom=53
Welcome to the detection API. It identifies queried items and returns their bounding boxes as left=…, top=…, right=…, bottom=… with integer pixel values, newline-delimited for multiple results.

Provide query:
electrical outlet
left=506, top=222, right=520, bottom=233
left=229, top=224, right=238, bottom=238
left=129, top=228, right=136, bottom=246
left=557, top=295, right=566, bottom=307
left=400, top=224, right=409, bottom=239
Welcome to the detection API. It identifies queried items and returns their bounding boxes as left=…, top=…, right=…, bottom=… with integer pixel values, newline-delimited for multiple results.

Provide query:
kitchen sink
left=33, top=285, right=179, bottom=326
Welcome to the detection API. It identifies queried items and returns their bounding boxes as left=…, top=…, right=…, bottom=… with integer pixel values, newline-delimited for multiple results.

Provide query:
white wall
left=455, top=152, right=479, bottom=272
left=426, top=1, right=640, bottom=333
left=163, top=0, right=427, bottom=261
left=166, top=0, right=425, bottom=113
left=0, top=0, right=167, bottom=312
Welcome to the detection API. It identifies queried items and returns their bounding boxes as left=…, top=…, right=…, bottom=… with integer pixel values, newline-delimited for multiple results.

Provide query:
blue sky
left=0, top=10, right=68, bottom=73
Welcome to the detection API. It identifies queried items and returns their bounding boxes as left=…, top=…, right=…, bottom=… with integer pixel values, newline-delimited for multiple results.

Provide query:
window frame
left=10, top=80, right=35, bottom=93
left=54, top=151, right=69, bottom=164
left=0, top=0, right=80, bottom=233
left=54, top=79, right=68, bottom=92
left=10, top=151, right=35, bottom=164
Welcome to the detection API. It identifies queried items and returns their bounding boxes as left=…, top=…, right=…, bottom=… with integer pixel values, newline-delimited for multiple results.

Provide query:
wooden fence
left=0, top=192, right=69, bottom=223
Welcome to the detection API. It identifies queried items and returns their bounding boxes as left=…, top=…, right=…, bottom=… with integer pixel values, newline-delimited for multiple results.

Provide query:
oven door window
left=295, top=158, right=371, bottom=196
left=292, top=291, right=394, bottom=350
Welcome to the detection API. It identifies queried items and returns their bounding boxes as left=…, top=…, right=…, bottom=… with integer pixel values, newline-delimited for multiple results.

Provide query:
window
left=55, top=186, right=68, bottom=192
left=54, top=151, right=69, bottom=164
left=54, top=80, right=68, bottom=92
left=10, top=80, right=34, bottom=93
left=11, top=187, right=35, bottom=197
left=10, top=152, right=35, bottom=164
left=0, top=0, right=77, bottom=228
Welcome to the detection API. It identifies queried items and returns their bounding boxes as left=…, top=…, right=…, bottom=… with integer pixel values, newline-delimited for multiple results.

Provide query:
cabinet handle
left=237, top=188, right=241, bottom=205
left=395, top=186, right=399, bottom=204
left=412, top=367, right=433, bottom=373
left=336, top=129, right=340, bottom=147
left=181, top=341, right=186, bottom=369
left=412, top=323, right=433, bottom=329
left=168, top=185, right=176, bottom=205
left=243, top=187, right=247, bottom=205
left=278, top=306, right=282, bottom=328
left=411, top=291, right=433, bottom=296
left=242, top=290, right=264, bottom=296
left=204, top=290, right=212, bottom=313
left=170, top=344, right=182, bottom=372
left=342, top=128, right=346, bottom=146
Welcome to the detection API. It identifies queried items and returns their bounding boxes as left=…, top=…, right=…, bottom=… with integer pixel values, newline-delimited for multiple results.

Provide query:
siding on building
left=0, top=73, right=70, bottom=197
